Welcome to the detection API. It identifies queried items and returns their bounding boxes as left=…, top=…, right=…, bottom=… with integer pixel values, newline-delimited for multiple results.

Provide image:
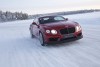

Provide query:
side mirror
left=65, top=18, right=68, bottom=21
left=32, top=22, right=39, bottom=28
left=32, top=22, right=37, bottom=25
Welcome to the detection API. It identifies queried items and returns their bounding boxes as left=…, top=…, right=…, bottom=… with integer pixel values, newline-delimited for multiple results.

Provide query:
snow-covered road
left=0, top=12, right=100, bottom=67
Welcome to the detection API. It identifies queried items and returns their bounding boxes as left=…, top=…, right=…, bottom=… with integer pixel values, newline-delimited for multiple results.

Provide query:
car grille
left=60, top=27, right=75, bottom=35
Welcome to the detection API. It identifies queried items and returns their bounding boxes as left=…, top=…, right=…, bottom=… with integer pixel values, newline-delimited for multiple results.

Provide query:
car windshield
left=39, top=16, right=66, bottom=24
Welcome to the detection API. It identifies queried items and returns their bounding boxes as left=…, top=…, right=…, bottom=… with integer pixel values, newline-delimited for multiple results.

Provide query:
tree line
left=0, top=11, right=28, bottom=22
left=30, top=9, right=100, bottom=19
left=0, top=9, right=100, bottom=22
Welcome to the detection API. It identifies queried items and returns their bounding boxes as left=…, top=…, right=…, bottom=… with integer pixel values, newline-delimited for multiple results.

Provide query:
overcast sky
left=0, top=0, right=100, bottom=15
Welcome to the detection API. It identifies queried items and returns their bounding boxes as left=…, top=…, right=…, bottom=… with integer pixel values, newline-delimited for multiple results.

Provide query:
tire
left=31, top=33, right=34, bottom=38
left=39, top=32, right=45, bottom=46
left=30, top=30, right=34, bottom=38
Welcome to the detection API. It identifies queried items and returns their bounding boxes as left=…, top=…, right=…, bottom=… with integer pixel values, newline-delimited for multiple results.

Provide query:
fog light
left=46, top=30, right=50, bottom=33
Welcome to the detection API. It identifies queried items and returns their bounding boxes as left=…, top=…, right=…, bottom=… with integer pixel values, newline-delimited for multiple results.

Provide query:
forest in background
left=0, top=11, right=28, bottom=22
left=30, top=9, right=100, bottom=19
left=0, top=9, right=100, bottom=22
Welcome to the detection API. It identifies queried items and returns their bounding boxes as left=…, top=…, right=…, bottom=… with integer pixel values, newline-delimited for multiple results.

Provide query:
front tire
left=39, top=32, right=45, bottom=46
left=31, top=33, right=34, bottom=38
left=30, top=30, right=35, bottom=38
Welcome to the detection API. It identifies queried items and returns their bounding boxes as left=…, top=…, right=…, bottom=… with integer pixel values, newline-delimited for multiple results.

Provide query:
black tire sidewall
left=39, top=32, right=45, bottom=46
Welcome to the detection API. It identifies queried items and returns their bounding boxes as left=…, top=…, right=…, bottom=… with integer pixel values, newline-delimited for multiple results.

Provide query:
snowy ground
left=0, top=12, right=100, bottom=67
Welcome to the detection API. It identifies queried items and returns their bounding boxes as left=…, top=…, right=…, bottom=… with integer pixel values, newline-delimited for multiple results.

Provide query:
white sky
left=0, top=0, right=100, bottom=15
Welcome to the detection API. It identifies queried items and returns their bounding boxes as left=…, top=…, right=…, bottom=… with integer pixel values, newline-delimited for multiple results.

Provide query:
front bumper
left=44, top=32, right=83, bottom=44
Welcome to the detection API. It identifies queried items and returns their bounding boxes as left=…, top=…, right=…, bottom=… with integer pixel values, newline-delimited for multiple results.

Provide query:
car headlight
left=76, top=25, right=82, bottom=32
left=46, top=30, right=50, bottom=33
left=51, top=29, right=57, bottom=35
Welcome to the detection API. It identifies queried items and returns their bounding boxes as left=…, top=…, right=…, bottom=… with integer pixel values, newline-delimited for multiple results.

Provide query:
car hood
left=41, top=21, right=76, bottom=29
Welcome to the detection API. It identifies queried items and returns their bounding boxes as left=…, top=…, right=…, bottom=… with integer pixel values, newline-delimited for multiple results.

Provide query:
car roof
left=38, top=15, right=62, bottom=19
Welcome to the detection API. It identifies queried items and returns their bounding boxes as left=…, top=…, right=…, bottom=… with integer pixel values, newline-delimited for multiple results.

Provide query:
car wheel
left=39, top=32, right=45, bottom=46
left=30, top=31, right=34, bottom=38
left=31, top=33, right=35, bottom=38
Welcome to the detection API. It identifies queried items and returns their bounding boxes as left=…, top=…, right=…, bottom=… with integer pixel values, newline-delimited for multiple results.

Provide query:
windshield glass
left=39, top=16, right=66, bottom=24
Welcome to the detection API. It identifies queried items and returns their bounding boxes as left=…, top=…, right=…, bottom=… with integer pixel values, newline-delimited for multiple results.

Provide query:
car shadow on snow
left=45, top=40, right=82, bottom=48
left=29, top=36, right=83, bottom=48
left=28, top=37, right=82, bottom=49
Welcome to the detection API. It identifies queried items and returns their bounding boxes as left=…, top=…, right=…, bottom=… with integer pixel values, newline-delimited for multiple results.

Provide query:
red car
left=29, top=16, right=83, bottom=46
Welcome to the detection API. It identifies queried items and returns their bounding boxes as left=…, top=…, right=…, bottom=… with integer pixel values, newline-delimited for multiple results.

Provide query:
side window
left=54, top=16, right=65, bottom=21
left=43, top=17, right=49, bottom=21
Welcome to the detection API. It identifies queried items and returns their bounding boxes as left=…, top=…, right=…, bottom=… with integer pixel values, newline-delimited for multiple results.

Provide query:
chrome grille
left=60, top=27, right=75, bottom=35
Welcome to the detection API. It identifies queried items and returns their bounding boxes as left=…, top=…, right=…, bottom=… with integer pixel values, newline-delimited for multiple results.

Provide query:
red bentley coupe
left=29, top=16, right=83, bottom=46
